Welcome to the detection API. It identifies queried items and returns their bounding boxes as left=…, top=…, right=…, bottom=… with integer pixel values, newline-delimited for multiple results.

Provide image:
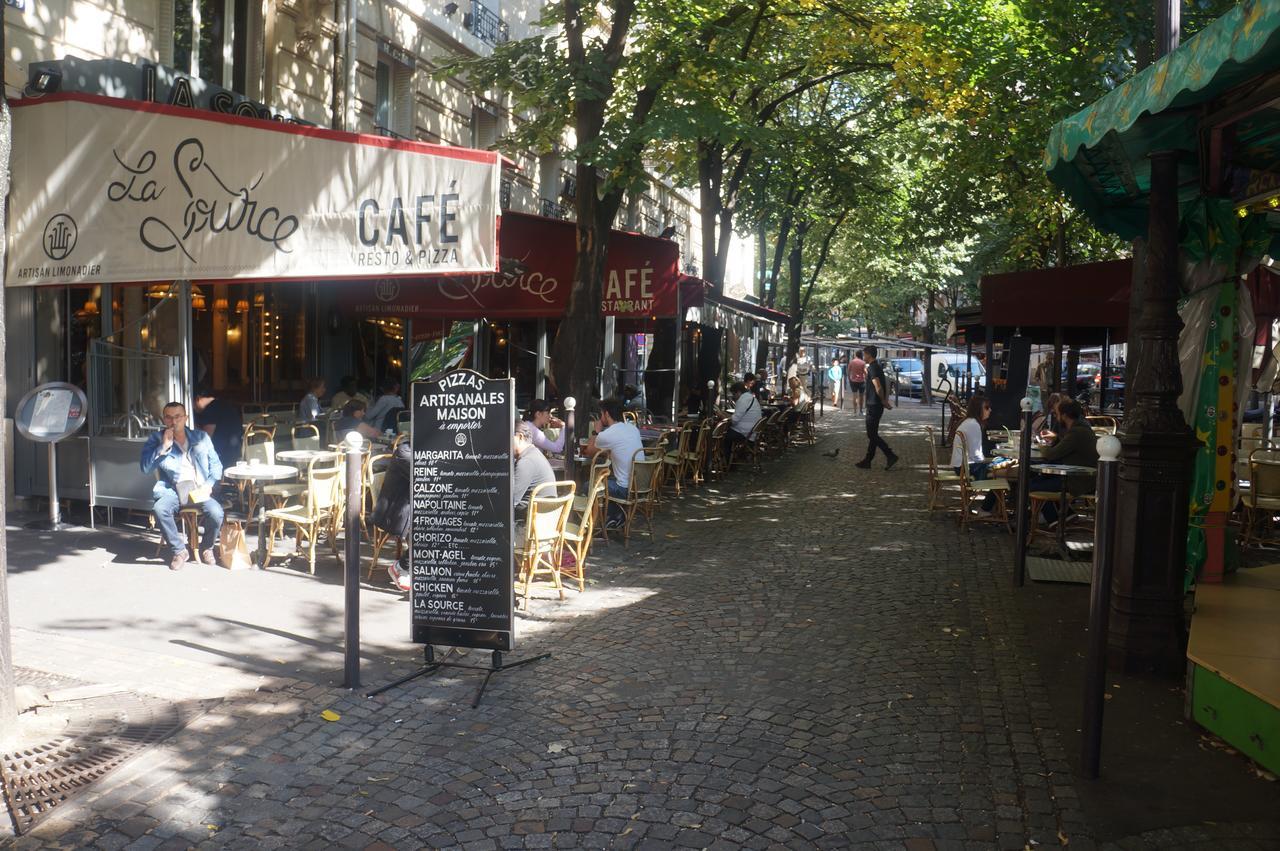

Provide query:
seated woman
left=781, top=376, right=809, bottom=441
left=333, top=400, right=381, bottom=443
left=523, top=399, right=566, bottom=455
left=951, top=395, right=997, bottom=513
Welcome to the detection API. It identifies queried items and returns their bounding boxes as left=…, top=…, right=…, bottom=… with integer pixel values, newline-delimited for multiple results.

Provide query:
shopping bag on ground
left=219, top=523, right=252, bottom=570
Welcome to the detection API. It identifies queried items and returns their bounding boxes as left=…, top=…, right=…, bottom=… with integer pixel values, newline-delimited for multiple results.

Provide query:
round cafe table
left=224, top=463, right=298, bottom=567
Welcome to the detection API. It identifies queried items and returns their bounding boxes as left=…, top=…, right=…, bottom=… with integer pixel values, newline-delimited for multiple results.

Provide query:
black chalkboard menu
left=410, top=370, right=516, bottom=651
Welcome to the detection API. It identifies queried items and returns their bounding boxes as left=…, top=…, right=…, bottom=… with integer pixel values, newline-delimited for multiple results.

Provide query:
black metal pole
left=343, top=435, right=363, bottom=689
left=1013, top=398, right=1033, bottom=586
left=563, top=397, right=577, bottom=482
left=1082, top=435, right=1120, bottom=777
left=985, top=332, right=995, bottom=395
left=1100, top=328, right=1110, bottom=412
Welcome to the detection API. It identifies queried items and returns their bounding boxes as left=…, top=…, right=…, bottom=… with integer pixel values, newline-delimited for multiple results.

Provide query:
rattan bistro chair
left=1241, top=448, right=1280, bottom=546
left=263, top=455, right=343, bottom=574
left=515, top=481, right=575, bottom=609
left=924, top=426, right=963, bottom=515
left=955, top=431, right=1011, bottom=531
left=561, top=469, right=609, bottom=592
left=689, top=420, right=712, bottom=487
left=290, top=423, right=322, bottom=452
left=661, top=422, right=696, bottom=496
left=605, top=450, right=661, bottom=545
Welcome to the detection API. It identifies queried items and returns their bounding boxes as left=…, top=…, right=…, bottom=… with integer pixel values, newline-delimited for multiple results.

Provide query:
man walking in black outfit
left=855, top=345, right=899, bottom=470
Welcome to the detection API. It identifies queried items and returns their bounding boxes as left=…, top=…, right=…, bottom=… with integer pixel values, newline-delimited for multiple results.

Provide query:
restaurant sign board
left=409, top=371, right=515, bottom=651
left=6, top=94, right=501, bottom=287
left=331, top=212, right=681, bottom=319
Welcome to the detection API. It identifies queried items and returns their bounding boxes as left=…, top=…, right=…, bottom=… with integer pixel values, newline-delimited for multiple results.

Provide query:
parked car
left=887, top=358, right=924, bottom=397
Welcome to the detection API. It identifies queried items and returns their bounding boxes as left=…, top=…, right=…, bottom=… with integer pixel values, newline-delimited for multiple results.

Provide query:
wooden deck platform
left=1186, top=563, right=1280, bottom=774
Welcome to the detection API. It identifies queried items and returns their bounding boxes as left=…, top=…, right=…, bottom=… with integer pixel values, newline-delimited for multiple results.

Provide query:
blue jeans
left=606, top=478, right=629, bottom=523
left=154, top=488, right=224, bottom=554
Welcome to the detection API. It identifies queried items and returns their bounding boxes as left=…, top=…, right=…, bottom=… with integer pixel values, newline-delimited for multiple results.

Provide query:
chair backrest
left=1085, top=415, right=1117, bottom=435
left=244, top=429, right=275, bottom=464
left=1249, top=448, right=1280, bottom=506
left=305, top=457, right=344, bottom=517
left=710, top=420, right=729, bottom=439
left=674, top=424, right=693, bottom=454
left=954, top=430, right=972, bottom=485
left=244, top=416, right=277, bottom=440
left=628, top=449, right=661, bottom=497
left=292, top=423, right=321, bottom=452
left=693, top=421, right=711, bottom=456
left=365, top=452, right=392, bottom=505
left=924, top=426, right=941, bottom=476
left=623, top=411, right=638, bottom=424
left=523, top=480, right=575, bottom=547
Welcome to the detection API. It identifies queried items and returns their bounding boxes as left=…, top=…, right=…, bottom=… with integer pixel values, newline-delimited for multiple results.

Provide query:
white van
left=928, top=353, right=985, bottom=396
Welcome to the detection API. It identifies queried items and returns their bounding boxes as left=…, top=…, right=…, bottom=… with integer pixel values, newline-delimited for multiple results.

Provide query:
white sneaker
left=387, top=562, right=411, bottom=592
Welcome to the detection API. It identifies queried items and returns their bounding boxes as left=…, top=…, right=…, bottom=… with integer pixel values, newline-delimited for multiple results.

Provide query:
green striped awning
left=1045, top=0, right=1280, bottom=239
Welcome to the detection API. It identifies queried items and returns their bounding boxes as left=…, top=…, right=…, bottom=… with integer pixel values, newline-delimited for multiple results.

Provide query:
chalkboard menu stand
left=365, top=370, right=550, bottom=707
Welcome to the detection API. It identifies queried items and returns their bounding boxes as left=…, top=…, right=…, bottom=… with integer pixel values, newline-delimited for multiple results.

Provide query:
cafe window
left=166, top=0, right=250, bottom=90
left=375, top=54, right=415, bottom=139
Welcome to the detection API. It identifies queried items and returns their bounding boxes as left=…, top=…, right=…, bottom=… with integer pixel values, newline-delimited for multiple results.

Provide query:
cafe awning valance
left=1045, top=0, right=1280, bottom=239
left=6, top=94, right=502, bottom=286
left=335, top=212, right=680, bottom=320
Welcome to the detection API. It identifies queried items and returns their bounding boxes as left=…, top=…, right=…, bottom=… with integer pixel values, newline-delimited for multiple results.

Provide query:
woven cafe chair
left=1085, top=415, right=1117, bottom=435
left=238, top=429, right=276, bottom=515
left=760, top=410, right=787, bottom=458
left=728, top=417, right=767, bottom=473
left=688, top=420, right=712, bottom=487
left=623, top=411, right=639, bottom=424
left=515, top=481, right=575, bottom=609
left=955, top=431, right=1011, bottom=532
left=263, top=455, right=343, bottom=574
left=604, top=450, right=661, bottom=546
left=1240, top=447, right=1280, bottom=547
left=290, top=423, right=322, bottom=452
left=561, top=469, right=609, bottom=592
left=707, top=420, right=730, bottom=480
left=660, top=422, right=696, bottom=496
left=924, top=426, right=963, bottom=516
left=796, top=401, right=817, bottom=445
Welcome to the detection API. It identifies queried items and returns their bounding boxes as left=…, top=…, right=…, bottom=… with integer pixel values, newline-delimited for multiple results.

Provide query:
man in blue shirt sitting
left=141, top=401, right=225, bottom=571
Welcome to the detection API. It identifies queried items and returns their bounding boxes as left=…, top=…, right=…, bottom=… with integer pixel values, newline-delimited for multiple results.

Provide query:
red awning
left=980, top=259, right=1131, bottom=332
left=333, top=212, right=680, bottom=320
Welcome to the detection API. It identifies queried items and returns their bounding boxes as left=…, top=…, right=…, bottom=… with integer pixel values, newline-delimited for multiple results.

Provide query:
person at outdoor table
left=329, top=375, right=366, bottom=413
left=371, top=439, right=412, bottom=592
left=333, top=400, right=381, bottom=443
left=622, top=384, right=646, bottom=412
left=297, top=377, right=325, bottom=423
left=513, top=421, right=555, bottom=514
left=140, top=401, right=224, bottom=572
left=725, top=377, right=764, bottom=461
left=365, top=381, right=405, bottom=432
left=193, top=385, right=242, bottom=469
left=586, top=397, right=644, bottom=529
left=952, top=395, right=998, bottom=513
left=1028, top=399, right=1099, bottom=523
left=1033, top=392, right=1063, bottom=441
left=523, top=399, right=566, bottom=454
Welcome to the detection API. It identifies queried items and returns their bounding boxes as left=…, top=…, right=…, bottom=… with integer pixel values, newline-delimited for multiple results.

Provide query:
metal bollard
left=563, top=396, right=577, bottom=482
left=343, top=430, right=363, bottom=689
left=1013, top=397, right=1033, bottom=587
left=1081, top=434, right=1120, bottom=778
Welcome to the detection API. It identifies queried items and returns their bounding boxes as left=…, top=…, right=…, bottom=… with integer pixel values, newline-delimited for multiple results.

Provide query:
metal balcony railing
left=539, top=198, right=567, bottom=219
left=466, top=0, right=509, bottom=45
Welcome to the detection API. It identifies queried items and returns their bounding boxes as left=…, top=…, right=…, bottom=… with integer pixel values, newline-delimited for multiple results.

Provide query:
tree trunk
left=698, top=141, right=722, bottom=289
left=785, top=235, right=804, bottom=360
left=549, top=162, right=618, bottom=415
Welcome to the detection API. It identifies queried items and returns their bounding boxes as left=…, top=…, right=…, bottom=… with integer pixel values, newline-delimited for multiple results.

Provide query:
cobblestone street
left=9, top=405, right=1278, bottom=850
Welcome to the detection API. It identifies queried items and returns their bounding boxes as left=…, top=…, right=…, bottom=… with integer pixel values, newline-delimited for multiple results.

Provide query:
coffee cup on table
left=249, top=457, right=261, bottom=467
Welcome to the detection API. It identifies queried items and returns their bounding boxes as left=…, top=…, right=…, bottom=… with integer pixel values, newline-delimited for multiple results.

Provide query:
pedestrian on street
left=828, top=358, right=844, bottom=408
left=848, top=350, right=867, bottom=415
left=855, top=345, right=899, bottom=470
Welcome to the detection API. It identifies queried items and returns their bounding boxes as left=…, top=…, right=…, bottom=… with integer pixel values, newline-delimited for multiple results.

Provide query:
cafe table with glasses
left=224, top=461, right=298, bottom=566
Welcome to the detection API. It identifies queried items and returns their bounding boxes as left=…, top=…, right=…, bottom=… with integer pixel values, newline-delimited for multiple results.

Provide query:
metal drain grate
left=1, top=668, right=204, bottom=835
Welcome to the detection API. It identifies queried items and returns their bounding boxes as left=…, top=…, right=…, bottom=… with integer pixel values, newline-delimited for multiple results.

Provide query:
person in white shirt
left=951, top=395, right=997, bottom=512
left=297, top=377, right=325, bottom=423
left=724, top=376, right=764, bottom=462
left=587, top=397, right=644, bottom=528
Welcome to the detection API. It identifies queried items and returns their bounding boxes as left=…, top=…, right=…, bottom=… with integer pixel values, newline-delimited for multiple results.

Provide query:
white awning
left=6, top=94, right=502, bottom=286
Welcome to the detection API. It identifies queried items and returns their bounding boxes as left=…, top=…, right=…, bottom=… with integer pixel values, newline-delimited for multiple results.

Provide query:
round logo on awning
left=43, top=214, right=78, bottom=261
left=375, top=278, right=400, bottom=302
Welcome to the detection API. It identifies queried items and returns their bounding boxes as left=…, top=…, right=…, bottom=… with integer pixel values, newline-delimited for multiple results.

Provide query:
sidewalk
left=3, top=403, right=1277, bottom=849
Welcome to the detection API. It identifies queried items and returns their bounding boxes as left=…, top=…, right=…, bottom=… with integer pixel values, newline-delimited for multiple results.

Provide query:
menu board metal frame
left=409, top=370, right=516, bottom=652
